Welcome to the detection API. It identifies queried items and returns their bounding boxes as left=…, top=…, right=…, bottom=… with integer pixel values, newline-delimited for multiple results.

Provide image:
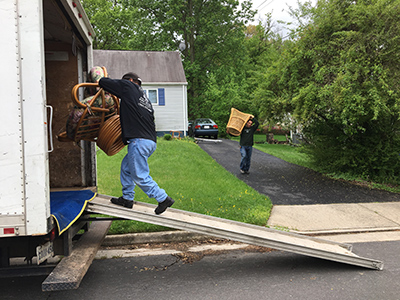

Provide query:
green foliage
left=202, top=22, right=281, bottom=136
left=203, top=67, right=255, bottom=135
left=255, top=0, right=400, bottom=182
left=81, top=0, right=140, bottom=49
left=163, top=134, right=172, bottom=141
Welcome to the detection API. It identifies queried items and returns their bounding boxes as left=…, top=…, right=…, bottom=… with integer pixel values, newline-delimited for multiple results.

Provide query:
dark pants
left=240, top=146, right=253, bottom=172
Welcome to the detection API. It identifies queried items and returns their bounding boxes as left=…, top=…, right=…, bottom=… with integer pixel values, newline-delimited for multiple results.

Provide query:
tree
left=82, top=0, right=172, bottom=50
left=201, top=22, right=281, bottom=133
left=83, top=0, right=256, bottom=120
left=244, top=21, right=283, bottom=113
left=256, top=0, right=400, bottom=182
left=127, top=0, right=255, bottom=118
left=82, top=0, right=136, bottom=49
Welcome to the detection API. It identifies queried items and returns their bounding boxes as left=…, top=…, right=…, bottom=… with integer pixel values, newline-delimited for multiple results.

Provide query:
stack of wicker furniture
left=57, top=66, right=125, bottom=156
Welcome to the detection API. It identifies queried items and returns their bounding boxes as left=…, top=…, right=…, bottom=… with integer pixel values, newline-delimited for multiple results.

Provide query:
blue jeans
left=240, top=146, right=253, bottom=172
left=120, top=138, right=167, bottom=203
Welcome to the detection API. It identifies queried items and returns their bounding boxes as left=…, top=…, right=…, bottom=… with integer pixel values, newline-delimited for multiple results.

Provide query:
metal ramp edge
left=87, top=195, right=383, bottom=270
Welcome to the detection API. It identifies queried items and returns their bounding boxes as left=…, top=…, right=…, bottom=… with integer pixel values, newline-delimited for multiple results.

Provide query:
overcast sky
left=242, top=0, right=316, bottom=36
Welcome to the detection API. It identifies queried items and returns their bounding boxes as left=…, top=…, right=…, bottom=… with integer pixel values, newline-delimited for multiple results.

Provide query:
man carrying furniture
left=238, top=117, right=259, bottom=174
left=99, top=72, right=174, bottom=214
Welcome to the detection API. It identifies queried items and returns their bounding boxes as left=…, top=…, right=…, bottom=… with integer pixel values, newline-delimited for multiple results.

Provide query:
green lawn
left=254, top=142, right=314, bottom=170
left=97, top=138, right=272, bottom=234
left=231, top=134, right=312, bottom=168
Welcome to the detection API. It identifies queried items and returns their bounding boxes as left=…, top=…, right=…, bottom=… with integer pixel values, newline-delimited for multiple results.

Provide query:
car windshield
left=197, top=119, right=212, bottom=124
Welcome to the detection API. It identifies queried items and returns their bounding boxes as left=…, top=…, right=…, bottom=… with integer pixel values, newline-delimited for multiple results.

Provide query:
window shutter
left=158, top=88, right=165, bottom=106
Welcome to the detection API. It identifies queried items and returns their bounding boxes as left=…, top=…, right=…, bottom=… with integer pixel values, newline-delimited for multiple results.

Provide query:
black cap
left=122, top=72, right=142, bottom=85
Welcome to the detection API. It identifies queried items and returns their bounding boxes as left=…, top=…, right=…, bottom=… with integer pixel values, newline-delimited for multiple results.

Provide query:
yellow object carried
left=226, top=108, right=253, bottom=136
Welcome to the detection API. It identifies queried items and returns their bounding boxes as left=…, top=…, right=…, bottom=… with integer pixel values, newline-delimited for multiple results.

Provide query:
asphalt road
left=197, top=139, right=400, bottom=205
left=2, top=240, right=400, bottom=300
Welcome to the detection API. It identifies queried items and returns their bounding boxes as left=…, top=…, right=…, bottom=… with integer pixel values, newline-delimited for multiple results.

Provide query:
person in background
left=98, top=72, right=174, bottom=215
left=238, top=117, right=259, bottom=174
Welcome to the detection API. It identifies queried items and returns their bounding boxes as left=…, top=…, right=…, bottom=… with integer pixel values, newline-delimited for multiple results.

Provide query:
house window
left=144, top=88, right=165, bottom=106
left=146, top=89, right=158, bottom=104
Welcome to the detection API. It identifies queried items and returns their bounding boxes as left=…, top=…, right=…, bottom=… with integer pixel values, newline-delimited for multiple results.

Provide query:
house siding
left=148, top=84, right=187, bottom=133
left=93, top=50, right=188, bottom=136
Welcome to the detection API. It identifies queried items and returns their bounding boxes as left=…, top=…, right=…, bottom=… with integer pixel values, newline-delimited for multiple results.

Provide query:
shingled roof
left=93, top=50, right=187, bottom=84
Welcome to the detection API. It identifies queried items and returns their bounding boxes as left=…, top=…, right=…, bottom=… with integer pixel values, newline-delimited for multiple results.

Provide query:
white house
left=93, top=50, right=188, bottom=136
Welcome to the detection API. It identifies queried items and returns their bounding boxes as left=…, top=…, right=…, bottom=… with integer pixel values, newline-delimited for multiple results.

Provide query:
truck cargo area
left=1, top=0, right=97, bottom=284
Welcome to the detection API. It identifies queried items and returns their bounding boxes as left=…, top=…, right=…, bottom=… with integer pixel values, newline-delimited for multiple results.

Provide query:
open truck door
left=0, top=0, right=109, bottom=288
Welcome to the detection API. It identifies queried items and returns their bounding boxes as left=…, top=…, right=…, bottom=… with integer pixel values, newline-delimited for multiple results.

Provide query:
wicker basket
left=96, top=115, right=125, bottom=156
left=226, top=108, right=253, bottom=136
left=57, top=66, right=120, bottom=143
left=70, top=83, right=119, bottom=142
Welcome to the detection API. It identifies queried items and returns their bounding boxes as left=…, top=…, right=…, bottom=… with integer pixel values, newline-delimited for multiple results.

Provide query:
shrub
left=163, top=134, right=172, bottom=140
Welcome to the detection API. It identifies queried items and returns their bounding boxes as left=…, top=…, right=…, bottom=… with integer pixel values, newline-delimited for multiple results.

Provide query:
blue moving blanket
left=50, top=190, right=97, bottom=235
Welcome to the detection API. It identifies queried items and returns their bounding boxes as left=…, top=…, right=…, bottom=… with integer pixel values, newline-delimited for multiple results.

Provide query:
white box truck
left=0, top=0, right=108, bottom=289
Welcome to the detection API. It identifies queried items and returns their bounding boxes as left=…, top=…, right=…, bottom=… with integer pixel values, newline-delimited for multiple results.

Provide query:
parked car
left=191, top=118, right=219, bottom=139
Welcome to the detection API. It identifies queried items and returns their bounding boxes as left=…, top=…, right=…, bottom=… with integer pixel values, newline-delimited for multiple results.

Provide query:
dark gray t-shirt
left=99, top=78, right=157, bottom=144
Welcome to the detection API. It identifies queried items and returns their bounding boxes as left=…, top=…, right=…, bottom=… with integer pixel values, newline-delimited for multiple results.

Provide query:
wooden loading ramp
left=87, top=194, right=383, bottom=271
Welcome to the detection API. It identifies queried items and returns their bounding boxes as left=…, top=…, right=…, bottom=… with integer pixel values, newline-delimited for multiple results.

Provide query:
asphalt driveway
left=197, top=139, right=400, bottom=205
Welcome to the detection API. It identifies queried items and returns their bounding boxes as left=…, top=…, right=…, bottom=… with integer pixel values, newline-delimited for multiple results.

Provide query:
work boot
left=111, top=197, right=135, bottom=208
left=155, top=196, right=175, bottom=215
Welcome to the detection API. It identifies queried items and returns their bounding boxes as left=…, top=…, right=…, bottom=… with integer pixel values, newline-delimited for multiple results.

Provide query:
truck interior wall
left=45, top=41, right=83, bottom=188
left=45, top=44, right=96, bottom=189
left=43, top=0, right=96, bottom=189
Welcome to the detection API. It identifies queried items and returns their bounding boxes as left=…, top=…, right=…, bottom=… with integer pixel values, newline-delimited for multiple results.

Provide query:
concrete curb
left=103, top=230, right=212, bottom=247
left=291, top=227, right=400, bottom=236
left=102, top=227, right=400, bottom=248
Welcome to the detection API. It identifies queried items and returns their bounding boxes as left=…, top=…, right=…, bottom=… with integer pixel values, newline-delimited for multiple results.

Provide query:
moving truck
left=0, top=0, right=105, bottom=289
